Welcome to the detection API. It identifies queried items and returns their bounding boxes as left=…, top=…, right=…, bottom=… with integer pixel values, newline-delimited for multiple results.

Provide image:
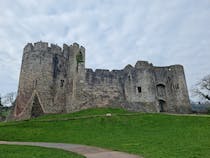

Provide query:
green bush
left=76, top=52, right=84, bottom=63
left=207, top=107, right=210, bottom=114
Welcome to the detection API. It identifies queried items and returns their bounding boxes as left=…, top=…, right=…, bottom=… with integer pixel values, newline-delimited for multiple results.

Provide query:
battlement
left=169, top=64, right=184, bottom=70
left=50, top=43, right=62, bottom=54
left=24, top=43, right=33, bottom=52
left=69, top=43, right=85, bottom=52
left=85, top=69, right=111, bottom=76
left=154, top=64, right=184, bottom=73
left=85, top=61, right=185, bottom=79
left=23, top=42, right=86, bottom=58
left=23, top=41, right=49, bottom=53
left=34, top=41, right=48, bottom=51
left=86, top=68, right=123, bottom=74
left=63, top=44, right=69, bottom=58
left=95, top=69, right=110, bottom=73
left=23, top=42, right=49, bottom=52
left=135, top=61, right=153, bottom=69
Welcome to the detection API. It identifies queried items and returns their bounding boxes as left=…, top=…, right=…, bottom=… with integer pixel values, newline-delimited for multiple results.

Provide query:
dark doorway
left=137, top=87, right=142, bottom=93
left=159, top=100, right=167, bottom=112
left=31, top=94, right=44, bottom=118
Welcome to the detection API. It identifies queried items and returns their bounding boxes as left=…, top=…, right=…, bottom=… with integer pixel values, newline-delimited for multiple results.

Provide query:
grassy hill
left=0, top=108, right=210, bottom=158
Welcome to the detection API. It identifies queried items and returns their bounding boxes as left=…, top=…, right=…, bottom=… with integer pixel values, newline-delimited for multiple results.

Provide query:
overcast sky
left=0, top=0, right=210, bottom=100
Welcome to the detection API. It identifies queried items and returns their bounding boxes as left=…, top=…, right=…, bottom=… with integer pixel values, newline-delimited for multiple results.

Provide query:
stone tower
left=12, top=42, right=191, bottom=120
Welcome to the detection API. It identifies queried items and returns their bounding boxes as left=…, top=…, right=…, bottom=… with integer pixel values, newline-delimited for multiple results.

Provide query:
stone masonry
left=12, top=41, right=191, bottom=120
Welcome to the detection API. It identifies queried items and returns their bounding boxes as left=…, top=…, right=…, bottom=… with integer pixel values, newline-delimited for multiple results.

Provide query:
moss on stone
left=76, top=52, right=84, bottom=63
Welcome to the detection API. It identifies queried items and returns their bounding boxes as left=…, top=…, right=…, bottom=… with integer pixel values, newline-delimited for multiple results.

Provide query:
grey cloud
left=0, top=0, right=210, bottom=101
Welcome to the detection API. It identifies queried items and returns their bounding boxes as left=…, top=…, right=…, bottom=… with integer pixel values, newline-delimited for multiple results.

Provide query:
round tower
left=14, top=42, right=66, bottom=120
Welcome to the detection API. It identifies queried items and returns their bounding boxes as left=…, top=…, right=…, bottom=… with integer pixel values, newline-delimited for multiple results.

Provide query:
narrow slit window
left=60, top=80, right=64, bottom=87
left=137, top=87, right=141, bottom=93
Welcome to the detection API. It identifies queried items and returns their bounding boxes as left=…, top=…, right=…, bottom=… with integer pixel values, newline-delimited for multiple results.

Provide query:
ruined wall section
left=154, top=65, right=191, bottom=113
left=167, top=65, right=191, bottom=113
left=122, top=61, right=158, bottom=112
left=49, top=44, right=67, bottom=113
left=83, top=69, right=124, bottom=109
left=82, top=61, right=190, bottom=113
left=82, top=61, right=158, bottom=112
left=14, top=43, right=38, bottom=119
left=154, top=66, right=175, bottom=112
left=65, top=43, right=86, bottom=112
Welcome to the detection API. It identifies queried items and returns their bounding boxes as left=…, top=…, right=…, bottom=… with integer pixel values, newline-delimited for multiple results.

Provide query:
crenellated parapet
left=23, top=42, right=68, bottom=56
left=68, top=43, right=85, bottom=58
left=135, top=61, right=153, bottom=69
left=63, top=44, right=69, bottom=59
left=24, top=43, right=34, bottom=53
left=50, top=43, right=62, bottom=55
left=34, top=41, right=48, bottom=51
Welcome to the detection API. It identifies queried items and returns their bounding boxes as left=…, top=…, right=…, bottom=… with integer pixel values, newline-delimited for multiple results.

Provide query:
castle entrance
left=159, top=99, right=167, bottom=112
left=31, top=94, right=44, bottom=118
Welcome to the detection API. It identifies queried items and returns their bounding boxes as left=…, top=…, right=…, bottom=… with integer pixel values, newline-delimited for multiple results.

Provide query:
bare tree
left=193, top=74, right=210, bottom=102
left=0, top=95, right=3, bottom=108
left=2, top=92, right=17, bottom=107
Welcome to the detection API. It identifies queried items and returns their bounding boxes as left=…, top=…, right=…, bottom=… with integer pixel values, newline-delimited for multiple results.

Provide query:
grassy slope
left=0, top=108, right=210, bottom=158
left=0, top=144, right=84, bottom=158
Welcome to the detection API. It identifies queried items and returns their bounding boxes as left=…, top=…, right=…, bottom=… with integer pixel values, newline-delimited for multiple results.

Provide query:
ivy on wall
left=76, top=52, right=84, bottom=63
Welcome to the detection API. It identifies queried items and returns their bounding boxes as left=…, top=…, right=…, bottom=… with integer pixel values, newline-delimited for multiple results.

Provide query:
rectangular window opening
left=137, top=86, right=141, bottom=93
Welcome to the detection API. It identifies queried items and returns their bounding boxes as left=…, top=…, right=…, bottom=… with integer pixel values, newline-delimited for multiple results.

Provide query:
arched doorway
left=31, top=94, right=44, bottom=118
left=159, top=99, right=167, bottom=112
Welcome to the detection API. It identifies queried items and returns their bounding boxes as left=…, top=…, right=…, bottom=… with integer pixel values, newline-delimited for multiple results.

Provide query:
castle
left=12, top=41, right=191, bottom=120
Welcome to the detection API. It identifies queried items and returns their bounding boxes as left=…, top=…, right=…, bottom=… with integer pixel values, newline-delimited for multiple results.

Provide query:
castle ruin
left=12, top=41, right=191, bottom=120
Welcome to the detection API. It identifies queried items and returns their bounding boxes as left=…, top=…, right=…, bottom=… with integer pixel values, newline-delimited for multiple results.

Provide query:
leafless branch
left=192, top=74, right=210, bottom=102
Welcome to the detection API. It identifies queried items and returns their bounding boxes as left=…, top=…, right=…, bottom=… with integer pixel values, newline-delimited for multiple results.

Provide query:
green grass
left=34, top=107, right=129, bottom=120
left=0, top=144, right=84, bottom=158
left=0, top=108, right=210, bottom=158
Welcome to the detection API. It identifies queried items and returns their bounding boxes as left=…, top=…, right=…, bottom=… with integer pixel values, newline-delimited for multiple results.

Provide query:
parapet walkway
left=0, top=141, right=141, bottom=158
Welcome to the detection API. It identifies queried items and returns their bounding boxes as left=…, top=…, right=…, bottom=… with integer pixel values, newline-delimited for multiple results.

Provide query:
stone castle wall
left=12, top=42, right=191, bottom=120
